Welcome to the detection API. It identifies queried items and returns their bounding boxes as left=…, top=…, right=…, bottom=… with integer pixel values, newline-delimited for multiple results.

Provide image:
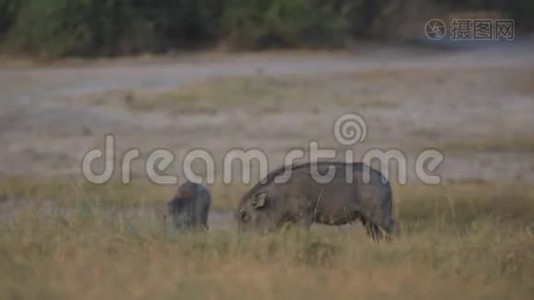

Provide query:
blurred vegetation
left=1, top=0, right=223, bottom=56
left=0, top=0, right=532, bottom=57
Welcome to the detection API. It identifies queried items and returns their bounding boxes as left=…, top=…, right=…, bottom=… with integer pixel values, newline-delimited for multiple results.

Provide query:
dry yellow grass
left=0, top=176, right=250, bottom=210
left=0, top=177, right=533, bottom=299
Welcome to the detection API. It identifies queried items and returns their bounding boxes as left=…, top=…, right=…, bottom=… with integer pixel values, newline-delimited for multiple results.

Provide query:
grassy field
left=2, top=51, right=534, bottom=299
left=1, top=177, right=533, bottom=299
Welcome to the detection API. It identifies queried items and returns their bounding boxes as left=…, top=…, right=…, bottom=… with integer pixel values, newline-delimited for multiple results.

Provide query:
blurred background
left=0, top=0, right=533, bottom=183
left=0, top=0, right=533, bottom=57
left=0, top=0, right=533, bottom=184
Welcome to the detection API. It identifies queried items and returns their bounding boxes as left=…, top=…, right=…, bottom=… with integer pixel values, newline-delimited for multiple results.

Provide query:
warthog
left=167, top=181, right=211, bottom=230
left=237, top=162, right=397, bottom=241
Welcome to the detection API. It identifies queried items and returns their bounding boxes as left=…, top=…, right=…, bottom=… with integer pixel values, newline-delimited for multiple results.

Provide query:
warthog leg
left=367, top=223, right=383, bottom=242
left=360, top=216, right=384, bottom=242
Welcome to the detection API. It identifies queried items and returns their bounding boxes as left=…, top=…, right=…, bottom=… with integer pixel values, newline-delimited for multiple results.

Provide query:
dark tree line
left=0, top=0, right=531, bottom=57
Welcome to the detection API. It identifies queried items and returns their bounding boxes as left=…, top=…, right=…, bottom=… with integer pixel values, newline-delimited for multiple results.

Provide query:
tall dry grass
left=0, top=177, right=533, bottom=299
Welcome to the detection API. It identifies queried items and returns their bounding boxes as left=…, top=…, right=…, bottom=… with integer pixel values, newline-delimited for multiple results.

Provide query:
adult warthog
left=237, top=162, right=397, bottom=241
left=167, top=181, right=211, bottom=230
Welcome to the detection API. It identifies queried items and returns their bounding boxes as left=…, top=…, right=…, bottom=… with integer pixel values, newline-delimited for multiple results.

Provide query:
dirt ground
left=1, top=40, right=534, bottom=184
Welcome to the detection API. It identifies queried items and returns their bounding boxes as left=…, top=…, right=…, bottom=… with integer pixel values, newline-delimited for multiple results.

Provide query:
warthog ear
left=252, top=192, right=267, bottom=209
